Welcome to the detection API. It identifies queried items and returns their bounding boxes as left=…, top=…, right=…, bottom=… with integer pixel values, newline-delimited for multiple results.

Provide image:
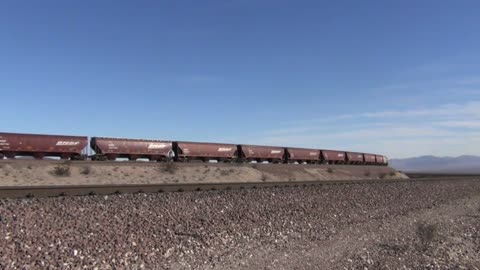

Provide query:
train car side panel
left=240, top=145, right=285, bottom=162
left=0, top=132, right=88, bottom=159
left=175, top=142, right=237, bottom=161
left=375, top=155, right=385, bottom=165
left=363, top=154, right=376, bottom=164
left=286, top=148, right=320, bottom=163
left=91, top=137, right=172, bottom=160
left=346, top=152, right=364, bottom=164
left=321, top=150, right=346, bottom=164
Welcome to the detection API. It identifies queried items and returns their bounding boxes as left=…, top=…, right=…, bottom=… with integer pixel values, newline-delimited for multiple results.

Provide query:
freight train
left=0, top=132, right=388, bottom=166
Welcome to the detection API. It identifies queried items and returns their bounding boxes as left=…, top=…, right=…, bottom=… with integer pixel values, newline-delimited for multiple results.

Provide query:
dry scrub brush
left=51, top=165, right=71, bottom=177
left=160, top=162, right=178, bottom=174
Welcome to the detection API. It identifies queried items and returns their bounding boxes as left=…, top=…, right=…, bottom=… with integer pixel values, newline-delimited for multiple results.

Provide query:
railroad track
left=0, top=159, right=388, bottom=167
left=0, top=176, right=478, bottom=199
left=405, top=172, right=480, bottom=178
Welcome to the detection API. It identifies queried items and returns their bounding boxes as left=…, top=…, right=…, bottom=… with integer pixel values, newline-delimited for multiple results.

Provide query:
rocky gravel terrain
left=0, top=179, right=479, bottom=269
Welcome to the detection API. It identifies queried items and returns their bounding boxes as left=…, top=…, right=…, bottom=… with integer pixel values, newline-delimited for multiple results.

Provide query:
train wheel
left=0, top=154, right=4, bottom=159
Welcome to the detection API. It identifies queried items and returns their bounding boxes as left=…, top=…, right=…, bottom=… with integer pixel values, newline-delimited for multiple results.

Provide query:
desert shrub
left=160, top=162, right=177, bottom=174
left=51, top=165, right=71, bottom=177
left=389, top=171, right=396, bottom=176
left=252, top=164, right=258, bottom=169
left=364, top=171, right=371, bottom=177
left=27, top=165, right=33, bottom=170
left=261, top=173, right=268, bottom=181
left=327, top=168, right=334, bottom=173
left=220, top=170, right=230, bottom=176
left=379, top=173, right=387, bottom=179
left=232, top=161, right=243, bottom=166
left=416, top=223, right=438, bottom=250
left=80, top=166, right=91, bottom=175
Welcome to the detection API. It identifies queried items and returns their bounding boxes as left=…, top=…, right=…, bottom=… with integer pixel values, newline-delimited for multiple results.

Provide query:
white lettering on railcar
left=107, top=143, right=118, bottom=149
left=271, top=150, right=281, bottom=154
left=218, top=147, right=232, bottom=152
left=338, top=153, right=344, bottom=157
left=309, top=152, right=317, bottom=156
left=56, top=141, right=80, bottom=146
left=148, top=144, right=168, bottom=149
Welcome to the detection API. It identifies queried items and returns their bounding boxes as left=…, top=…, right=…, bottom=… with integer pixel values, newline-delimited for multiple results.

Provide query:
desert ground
left=0, top=179, right=479, bottom=269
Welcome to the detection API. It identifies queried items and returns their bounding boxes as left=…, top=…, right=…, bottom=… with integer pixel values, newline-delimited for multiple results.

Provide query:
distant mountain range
left=390, top=155, right=480, bottom=173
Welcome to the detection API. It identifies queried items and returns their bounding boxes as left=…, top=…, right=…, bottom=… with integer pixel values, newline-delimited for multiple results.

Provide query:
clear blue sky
left=1, top=1, right=480, bottom=158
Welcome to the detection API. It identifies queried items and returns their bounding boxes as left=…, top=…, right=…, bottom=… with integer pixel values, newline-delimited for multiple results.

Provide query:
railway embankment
left=0, top=160, right=405, bottom=186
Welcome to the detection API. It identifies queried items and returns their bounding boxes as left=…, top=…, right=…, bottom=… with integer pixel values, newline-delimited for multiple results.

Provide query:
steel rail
left=0, top=159, right=390, bottom=167
left=0, top=177, right=478, bottom=199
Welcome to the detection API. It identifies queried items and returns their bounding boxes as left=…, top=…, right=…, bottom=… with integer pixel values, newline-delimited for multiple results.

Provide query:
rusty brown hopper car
left=174, top=141, right=238, bottom=162
left=346, top=152, right=364, bottom=165
left=286, top=148, right=320, bottom=164
left=321, top=150, right=346, bottom=164
left=91, top=137, right=173, bottom=161
left=240, top=145, right=285, bottom=163
left=0, top=132, right=87, bottom=160
left=364, top=153, right=376, bottom=165
left=375, top=155, right=385, bottom=165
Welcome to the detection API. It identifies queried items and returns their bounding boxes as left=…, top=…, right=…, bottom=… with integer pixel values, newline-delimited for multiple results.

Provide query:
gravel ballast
left=0, top=179, right=479, bottom=269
